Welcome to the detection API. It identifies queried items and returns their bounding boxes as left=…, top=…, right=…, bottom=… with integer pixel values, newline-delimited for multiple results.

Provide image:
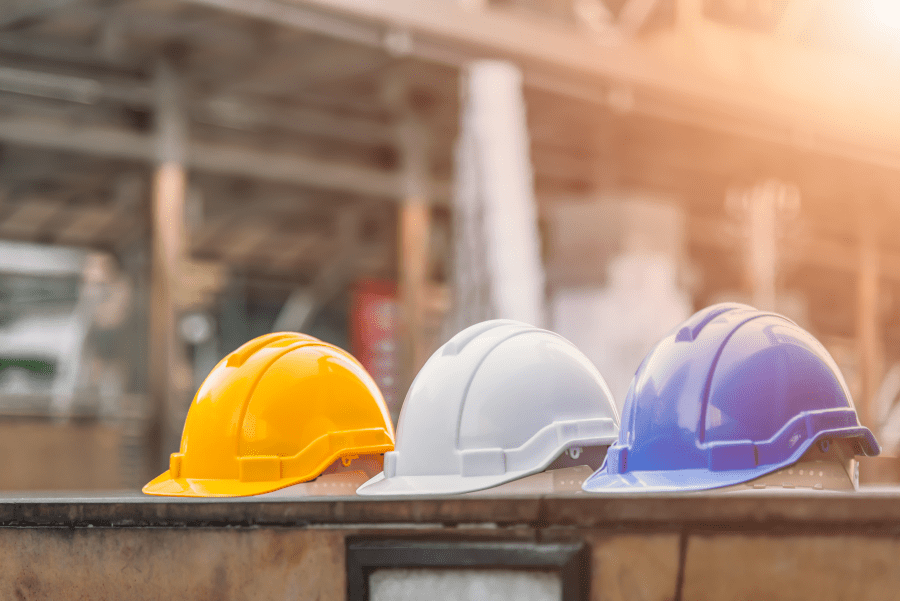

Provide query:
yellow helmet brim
left=143, top=435, right=394, bottom=497
left=142, top=472, right=285, bottom=497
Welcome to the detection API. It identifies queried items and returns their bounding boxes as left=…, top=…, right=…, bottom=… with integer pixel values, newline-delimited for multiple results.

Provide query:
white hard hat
left=357, top=320, right=620, bottom=496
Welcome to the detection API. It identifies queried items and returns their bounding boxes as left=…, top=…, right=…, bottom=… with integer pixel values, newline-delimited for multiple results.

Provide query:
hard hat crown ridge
left=357, top=319, right=620, bottom=496
left=583, top=303, right=880, bottom=493
left=143, top=332, right=395, bottom=497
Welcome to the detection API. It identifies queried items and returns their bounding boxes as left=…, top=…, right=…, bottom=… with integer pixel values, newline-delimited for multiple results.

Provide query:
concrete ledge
left=3, top=493, right=900, bottom=600
left=2, top=491, right=900, bottom=531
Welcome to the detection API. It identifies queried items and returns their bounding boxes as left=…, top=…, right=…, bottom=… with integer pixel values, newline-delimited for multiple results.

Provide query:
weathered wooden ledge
left=2, top=491, right=900, bottom=532
left=3, top=491, right=900, bottom=600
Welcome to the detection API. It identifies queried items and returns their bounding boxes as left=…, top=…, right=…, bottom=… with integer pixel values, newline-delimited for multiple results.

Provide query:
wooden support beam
left=190, top=0, right=900, bottom=177
left=189, top=141, right=399, bottom=199
left=399, top=195, right=430, bottom=374
left=857, top=203, right=882, bottom=429
left=0, top=116, right=453, bottom=202
left=0, top=117, right=152, bottom=161
left=188, top=0, right=382, bottom=48
left=0, top=65, right=105, bottom=104
left=385, top=71, right=433, bottom=388
left=0, top=32, right=135, bottom=68
left=54, top=207, right=119, bottom=244
left=0, top=62, right=396, bottom=145
left=219, top=223, right=272, bottom=263
left=199, top=97, right=394, bottom=146
left=148, top=61, right=189, bottom=472
left=279, top=0, right=814, bottom=127
left=0, top=201, right=62, bottom=238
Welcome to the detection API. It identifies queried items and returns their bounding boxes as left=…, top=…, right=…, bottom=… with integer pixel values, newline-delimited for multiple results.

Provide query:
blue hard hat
left=582, top=303, right=880, bottom=493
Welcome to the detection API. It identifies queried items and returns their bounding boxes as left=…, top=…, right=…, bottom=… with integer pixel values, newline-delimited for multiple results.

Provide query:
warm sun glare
left=868, top=0, right=900, bottom=30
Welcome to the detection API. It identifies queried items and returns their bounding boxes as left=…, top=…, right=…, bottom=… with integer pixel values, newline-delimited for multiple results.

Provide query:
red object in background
left=350, top=279, right=400, bottom=415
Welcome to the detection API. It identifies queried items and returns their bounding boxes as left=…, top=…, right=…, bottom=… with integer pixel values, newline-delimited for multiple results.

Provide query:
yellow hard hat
left=143, top=332, right=395, bottom=497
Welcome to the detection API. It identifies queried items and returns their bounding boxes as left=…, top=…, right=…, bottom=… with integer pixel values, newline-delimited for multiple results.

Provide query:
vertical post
left=463, top=61, right=546, bottom=327
left=747, top=181, right=778, bottom=311
left=148, top=60, right=188, bottom=471
left=399, top=193, right=430, bottom=376
left=857, top=201, right=882, bottom=429
left=385, top=72, right=432, bottom=394
left=734, top=179, right=799, bottom=313
left=397, top=109, right=431, bottom=388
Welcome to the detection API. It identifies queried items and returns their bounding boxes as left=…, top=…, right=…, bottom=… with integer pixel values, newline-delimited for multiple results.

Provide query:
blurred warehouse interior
left=1, top=0, right=900, bottom=489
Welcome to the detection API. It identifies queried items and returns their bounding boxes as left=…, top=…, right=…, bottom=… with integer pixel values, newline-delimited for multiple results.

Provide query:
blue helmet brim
left=582, top=427, right=880, bottom=494
left=582, top=466, right=767, bottom=493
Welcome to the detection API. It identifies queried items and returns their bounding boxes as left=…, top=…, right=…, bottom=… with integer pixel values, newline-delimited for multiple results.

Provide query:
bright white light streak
left=867, top=0, right=900, bottom=30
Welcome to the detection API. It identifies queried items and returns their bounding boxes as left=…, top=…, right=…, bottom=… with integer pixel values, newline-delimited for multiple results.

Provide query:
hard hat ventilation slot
left=441, top=320, right=525, bottom=356
left=227, top=334, right=296, bottom=367
left=675, top=327, right=694, bottom=342
left=679, top=303, right=749, bottom=343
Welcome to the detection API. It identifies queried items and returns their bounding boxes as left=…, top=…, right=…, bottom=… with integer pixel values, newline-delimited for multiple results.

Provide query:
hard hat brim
left=141, top=470, right=303, bottom=497
left=581, top=465, right=770, bottom=493
left=356, top=470, right=538, bottom=496
left=143, top=438, right=394, bottom=498
left=358, top=432, right=621, bottom=496
left=142, top=470, right=317, bottom=498
left=582, top=427, right=880, bottom=494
